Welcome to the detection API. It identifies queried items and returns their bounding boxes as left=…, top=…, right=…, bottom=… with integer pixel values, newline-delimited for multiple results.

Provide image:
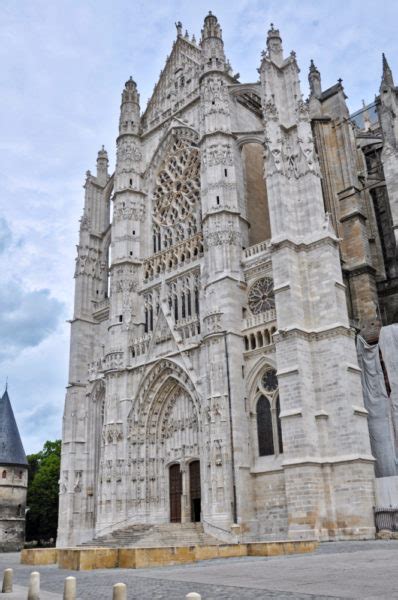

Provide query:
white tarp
left=356, top=334, right=397, bottom=478
left=379, top=324, right=398, bottom=454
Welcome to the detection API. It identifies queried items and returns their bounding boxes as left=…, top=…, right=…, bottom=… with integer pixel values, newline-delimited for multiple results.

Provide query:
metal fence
left=374, top=507, right=398, bottom=532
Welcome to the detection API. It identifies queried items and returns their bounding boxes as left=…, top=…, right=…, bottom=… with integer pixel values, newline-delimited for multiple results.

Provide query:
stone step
left=80, top=522, right=221, bottom=548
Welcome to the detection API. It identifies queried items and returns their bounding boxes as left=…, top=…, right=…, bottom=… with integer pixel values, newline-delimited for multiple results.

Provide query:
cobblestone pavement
left=1, top=541, right=398, bottom=600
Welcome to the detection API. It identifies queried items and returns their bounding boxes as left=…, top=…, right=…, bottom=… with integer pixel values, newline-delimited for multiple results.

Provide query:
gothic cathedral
left=57, top=14, right=398, bottom=546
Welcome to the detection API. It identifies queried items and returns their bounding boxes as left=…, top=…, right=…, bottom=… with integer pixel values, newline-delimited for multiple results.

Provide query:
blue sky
left=0, top=0, right=397, bottom=454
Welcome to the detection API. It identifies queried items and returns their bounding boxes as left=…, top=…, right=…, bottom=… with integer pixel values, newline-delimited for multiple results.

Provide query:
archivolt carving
left=124, top=360, right=201, bottom=510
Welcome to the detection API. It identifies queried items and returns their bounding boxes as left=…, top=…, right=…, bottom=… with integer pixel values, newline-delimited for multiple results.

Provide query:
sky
left=0, top=0, right=397, bottom=454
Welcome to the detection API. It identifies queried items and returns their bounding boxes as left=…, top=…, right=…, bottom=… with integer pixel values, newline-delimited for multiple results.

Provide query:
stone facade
left=58, top=15, right=398, bottom=547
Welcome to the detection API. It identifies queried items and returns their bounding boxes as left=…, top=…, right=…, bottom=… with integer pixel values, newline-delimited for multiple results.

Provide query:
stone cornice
left=270, top=233, right=339, bottom=253
left=274, top=323, right=354, bottom=343
left=282, top=454, right=375, bottom=468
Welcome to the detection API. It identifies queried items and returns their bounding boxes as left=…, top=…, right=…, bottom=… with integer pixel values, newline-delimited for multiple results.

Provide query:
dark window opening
left=257, top=396, right=274, bottom=456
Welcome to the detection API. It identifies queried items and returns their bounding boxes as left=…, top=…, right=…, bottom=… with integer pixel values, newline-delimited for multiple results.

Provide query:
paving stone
left=1, top=541, right=398, bottom=600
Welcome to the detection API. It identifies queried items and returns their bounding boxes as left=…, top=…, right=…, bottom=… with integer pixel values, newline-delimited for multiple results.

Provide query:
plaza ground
left=1, top=540, right=398, bottom=599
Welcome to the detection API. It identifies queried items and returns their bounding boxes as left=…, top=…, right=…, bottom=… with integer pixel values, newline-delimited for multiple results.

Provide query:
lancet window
left=166, top=272, right=200, bottom=325
left=144, top=289, right=160, bottom=333
left=256, top=368, right=283, bottom=457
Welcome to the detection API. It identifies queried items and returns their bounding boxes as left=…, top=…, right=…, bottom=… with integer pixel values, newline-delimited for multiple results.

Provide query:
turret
left=96, top=145, right=109, bottom=186
left=200, top=11, right=226, bottom=74
left=119, top=76, right=140, bottom=136
left=109, top=76, right=144, bottom=337
left=266, top=23, right=283, bottom=65
left=308, top=59, right=322, bottom=98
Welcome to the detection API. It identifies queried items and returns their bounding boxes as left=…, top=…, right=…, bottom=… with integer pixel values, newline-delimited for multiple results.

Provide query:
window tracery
left=152, top=137, right=201, bottom=252
left=166, top=272, right=200, bottom=325
left=248, top=277, right=275, bottom=315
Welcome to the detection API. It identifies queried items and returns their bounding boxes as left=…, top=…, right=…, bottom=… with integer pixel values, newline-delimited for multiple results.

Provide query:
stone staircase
left=79, top=522, right=221, bottom=548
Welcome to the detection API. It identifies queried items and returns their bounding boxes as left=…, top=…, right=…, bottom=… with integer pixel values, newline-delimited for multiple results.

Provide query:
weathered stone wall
left=0, top=465, right=27, bottom=551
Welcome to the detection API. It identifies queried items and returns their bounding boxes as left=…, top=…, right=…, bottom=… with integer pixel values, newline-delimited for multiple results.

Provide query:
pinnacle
left=382, top=52, right=394, bottom=87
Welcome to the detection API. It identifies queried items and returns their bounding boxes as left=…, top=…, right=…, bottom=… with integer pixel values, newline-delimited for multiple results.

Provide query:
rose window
left=248, top=277, right=275, bottom=314
left=153, top=139, right=200, bottom=228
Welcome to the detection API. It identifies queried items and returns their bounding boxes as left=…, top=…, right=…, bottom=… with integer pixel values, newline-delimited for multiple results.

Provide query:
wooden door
left=189, top=460, right=201, bottom=522
left=169, top=463, right=182, bottom=523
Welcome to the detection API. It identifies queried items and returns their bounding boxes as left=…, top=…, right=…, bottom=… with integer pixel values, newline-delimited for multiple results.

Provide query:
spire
left=96, top=145, right=109, bottom=185
left=200, top=12, right=226, bottom=73
left=381, top=53, right=394, bottom=88
left=308, top=59, right=322, bottom=98
left=119, top=76, right=140, bottom=136
left=266, top=23, right=283, bottom=63
left=0, top=390, right=27, bottom=467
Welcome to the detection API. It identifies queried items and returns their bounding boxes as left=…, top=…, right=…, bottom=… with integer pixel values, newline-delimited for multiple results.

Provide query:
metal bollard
left=63, top=577, right=76, bottom=600
left=2, top=569, right=13, bottom=593
left=112, top=583, right=126, bottom=600
left=27, top=571, right=40, bottom=600
left=186, top=594, right=201, bottom=600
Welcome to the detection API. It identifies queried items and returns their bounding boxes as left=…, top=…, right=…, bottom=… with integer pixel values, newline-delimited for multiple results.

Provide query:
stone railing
left=243, top=239, right=270, bottom=259
left=131, top=333, right=152, bottom=359
left=243, top=309, right=277, bottom=352
left=92, top=297, right=110, bottom=320
left=102, top=350, right=124, bottom=371
left=243, top=308, right=276, bottom=330
left=175, top=315, right=201, bottom=342
left=143, top=233, right=203, bottom=282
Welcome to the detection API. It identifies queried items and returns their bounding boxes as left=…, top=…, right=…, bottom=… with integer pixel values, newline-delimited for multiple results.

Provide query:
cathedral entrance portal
left=189, top=460, right=201, bottom=522
left=169, top=463, right=182, bottom=523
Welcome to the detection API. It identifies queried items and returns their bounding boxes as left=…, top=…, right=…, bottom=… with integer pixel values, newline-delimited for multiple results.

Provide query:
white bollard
left=186, top=594, right=201, bottom=600
left=27, top=571, right=40, bottom=600
left=112, top=583, right=126, bottom=600
left=63, top=576, right=76, bottom=600
left=2, top=569, right=13, bottom=593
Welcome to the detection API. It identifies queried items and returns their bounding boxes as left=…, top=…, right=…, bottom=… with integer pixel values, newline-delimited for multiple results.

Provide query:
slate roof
left=0, top=390, right=28, bottom=467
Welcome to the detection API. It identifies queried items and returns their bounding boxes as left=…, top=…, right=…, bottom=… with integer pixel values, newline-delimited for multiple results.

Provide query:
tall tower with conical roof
left=0, top=389, right=28, bottom=551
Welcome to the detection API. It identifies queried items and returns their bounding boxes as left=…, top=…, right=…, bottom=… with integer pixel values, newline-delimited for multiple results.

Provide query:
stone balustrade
left=243, top=309, right=277, bottom=352
left=174, top=315, right=201, bottom=341
left=143, top=233, right=203, bottom=282
left=242, top=239, right=270, bottom=259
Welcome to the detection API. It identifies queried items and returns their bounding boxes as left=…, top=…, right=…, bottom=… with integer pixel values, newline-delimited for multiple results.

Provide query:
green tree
left=26, top=440, right=61, bottom=543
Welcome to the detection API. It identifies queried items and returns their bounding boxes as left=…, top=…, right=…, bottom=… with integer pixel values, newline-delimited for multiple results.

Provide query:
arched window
left=255, top=368, right=283, bottom=457
left=2, top=470, right=6, bottom=479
